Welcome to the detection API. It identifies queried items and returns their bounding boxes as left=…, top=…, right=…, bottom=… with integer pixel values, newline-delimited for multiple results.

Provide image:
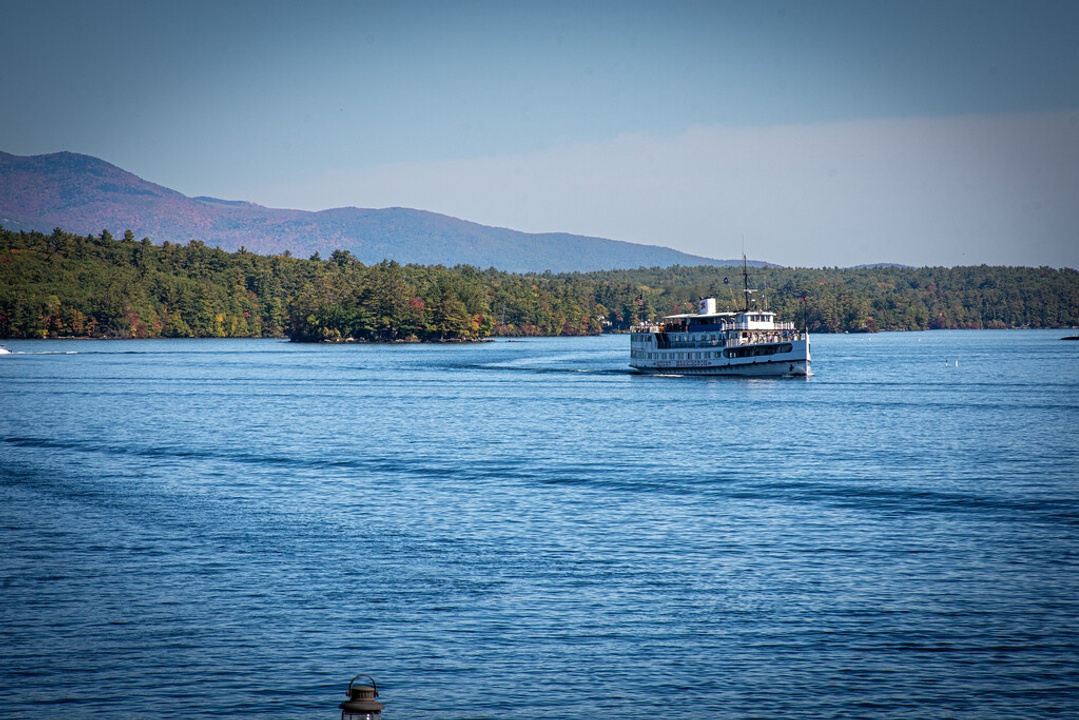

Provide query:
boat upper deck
left=633, top=310, right=793, bottom=334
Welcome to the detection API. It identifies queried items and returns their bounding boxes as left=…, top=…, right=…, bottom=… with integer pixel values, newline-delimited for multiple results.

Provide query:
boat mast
left=742, top=254, right=751, bottom=312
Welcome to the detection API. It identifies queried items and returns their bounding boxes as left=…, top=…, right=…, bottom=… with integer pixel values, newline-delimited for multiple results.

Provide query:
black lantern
left=340, top=674, right=383, bottom=720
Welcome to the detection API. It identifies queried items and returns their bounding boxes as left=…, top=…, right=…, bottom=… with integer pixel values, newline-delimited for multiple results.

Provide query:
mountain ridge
left=0, top=150, right=769, bottom=272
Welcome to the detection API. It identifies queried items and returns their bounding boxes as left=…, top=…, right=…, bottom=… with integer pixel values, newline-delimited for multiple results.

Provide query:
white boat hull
left=630, top=343, right=811, bottom=377
left=632, top=358, right=810, bottom=377
left=630, top=337, right=811, bottom=377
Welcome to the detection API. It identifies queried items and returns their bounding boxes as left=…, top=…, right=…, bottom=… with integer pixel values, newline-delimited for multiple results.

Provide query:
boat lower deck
left=630, top=334, right=810, bottom=376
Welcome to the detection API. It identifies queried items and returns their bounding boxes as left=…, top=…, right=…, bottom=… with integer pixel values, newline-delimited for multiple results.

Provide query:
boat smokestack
left=698, top=297, right=717, bottom=315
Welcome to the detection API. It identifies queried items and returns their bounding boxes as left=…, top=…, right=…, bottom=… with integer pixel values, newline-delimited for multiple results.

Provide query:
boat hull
left=630, top=336, right=811, bottom=377
left=632, top=358, right=810, bottom=377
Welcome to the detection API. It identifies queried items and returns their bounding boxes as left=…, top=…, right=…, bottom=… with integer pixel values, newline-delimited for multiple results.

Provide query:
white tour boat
left=629, top=262, right=810, bottom=377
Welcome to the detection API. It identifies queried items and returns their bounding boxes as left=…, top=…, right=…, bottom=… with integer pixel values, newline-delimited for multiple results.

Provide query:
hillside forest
left=2, top=228, right=1077, bottom=341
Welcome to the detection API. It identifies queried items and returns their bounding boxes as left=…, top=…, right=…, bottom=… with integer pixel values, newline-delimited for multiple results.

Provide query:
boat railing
left=630, top=323, right=663, bottom=334
left=633, top=323, right=806, bottom=341
left=730, top=321, right=796, bottom=331
left=728, top=330, right=805, bottom=346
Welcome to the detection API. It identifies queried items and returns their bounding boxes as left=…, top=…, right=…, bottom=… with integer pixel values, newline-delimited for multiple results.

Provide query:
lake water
left=1, top=331, right=1077, bottom=718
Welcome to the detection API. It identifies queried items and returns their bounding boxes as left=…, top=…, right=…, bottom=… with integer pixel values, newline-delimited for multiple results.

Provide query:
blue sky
left=2, top=0, right=1077, bottom=266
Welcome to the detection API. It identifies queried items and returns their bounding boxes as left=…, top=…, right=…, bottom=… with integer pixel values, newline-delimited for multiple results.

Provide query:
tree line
left=1, top=227, right=1076, bottom=341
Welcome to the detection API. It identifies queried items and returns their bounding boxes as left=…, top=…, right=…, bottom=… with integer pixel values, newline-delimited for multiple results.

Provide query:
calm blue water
left=1, top=331, right=1077, bottom=718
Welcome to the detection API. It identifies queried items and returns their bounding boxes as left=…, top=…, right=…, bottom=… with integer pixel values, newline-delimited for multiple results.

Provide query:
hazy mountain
left=852, top=262, right=913, bottom=269
left=0, top=151, right=768, bottom=272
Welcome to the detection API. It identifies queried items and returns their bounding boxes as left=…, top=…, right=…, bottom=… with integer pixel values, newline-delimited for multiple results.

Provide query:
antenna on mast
left=742, top=253, right=752, bottom=312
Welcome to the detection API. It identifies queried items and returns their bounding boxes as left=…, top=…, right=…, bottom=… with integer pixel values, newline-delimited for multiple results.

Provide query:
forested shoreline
left=2, top=227, right=1077, bottom=341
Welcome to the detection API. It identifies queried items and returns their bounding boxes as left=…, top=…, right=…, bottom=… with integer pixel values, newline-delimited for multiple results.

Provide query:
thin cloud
left=256, top=111, right=1079, bottom=267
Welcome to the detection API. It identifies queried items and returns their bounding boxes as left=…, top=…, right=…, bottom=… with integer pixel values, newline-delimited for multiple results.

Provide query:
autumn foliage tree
left=1, top=227, right=1076, bottom=340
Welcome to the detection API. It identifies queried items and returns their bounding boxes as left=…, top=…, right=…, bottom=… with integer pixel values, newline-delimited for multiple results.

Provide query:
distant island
left=2, top=227, right=1076, bottom=342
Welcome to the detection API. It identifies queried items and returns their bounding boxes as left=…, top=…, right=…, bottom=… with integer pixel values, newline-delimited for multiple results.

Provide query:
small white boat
left=0, top=346, right=11, bottom=355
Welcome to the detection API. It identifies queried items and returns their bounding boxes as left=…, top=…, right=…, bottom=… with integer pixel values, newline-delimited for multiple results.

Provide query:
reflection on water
left=1, top=331, right=1077, bottom=718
